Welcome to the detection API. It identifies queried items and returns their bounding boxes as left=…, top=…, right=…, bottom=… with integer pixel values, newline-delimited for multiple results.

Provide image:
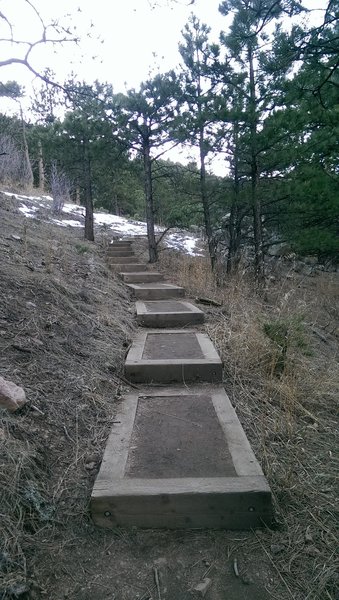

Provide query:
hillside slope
left=0, top=195, right=136, bottom=597
left=1, top=192, right=337, bottom=600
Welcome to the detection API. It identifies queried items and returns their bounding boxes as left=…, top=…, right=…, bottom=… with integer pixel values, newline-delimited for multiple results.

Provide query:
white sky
left=1, top=0, right=232, bottom=93
left=1, top=0, right=325, bottom=94
left=0, top=0, right=326, bottom=174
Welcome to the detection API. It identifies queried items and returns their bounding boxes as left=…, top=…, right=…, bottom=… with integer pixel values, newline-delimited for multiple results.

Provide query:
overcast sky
left=0, top=0, right=325, bottom=174
left=1, top=0, right=232, bottom=94
left=1, top=0, right=325, bottom=95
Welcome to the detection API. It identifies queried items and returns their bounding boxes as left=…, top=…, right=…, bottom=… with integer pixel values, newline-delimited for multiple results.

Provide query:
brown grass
left=1, top=198, right=337, bottom=599
left=160, top=251, right=339, bottom=600
left=0, top=199, right=136, bottom=597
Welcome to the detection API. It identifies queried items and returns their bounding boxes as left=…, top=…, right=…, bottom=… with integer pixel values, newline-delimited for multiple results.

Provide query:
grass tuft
left=160, top=251, right=339, bottom=600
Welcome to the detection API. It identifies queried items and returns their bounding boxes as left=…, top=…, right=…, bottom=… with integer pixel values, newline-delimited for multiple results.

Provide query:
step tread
left=91, top=386, right=272, bottom=529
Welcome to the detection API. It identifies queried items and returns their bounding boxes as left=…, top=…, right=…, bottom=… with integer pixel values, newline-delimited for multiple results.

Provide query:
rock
left=192, top=578, right=212, bottom=597
left=26, top=301, right=36, bottom=309
left=267, top=243, right=291, bottom=257
left=270, top=543, right=285, bottom=555
left=85, top=461, right=96, bottom=470
left=154, top=557, right=167, bottom=567
left=5, top=581, right=30, bottom=598
left=304, top=545, right=320, bottom=557
left=0, top=376, right=27, bottom=412
left=304, top=256, right=318, bottom=266
left=305, top=528, right=313, bottom=543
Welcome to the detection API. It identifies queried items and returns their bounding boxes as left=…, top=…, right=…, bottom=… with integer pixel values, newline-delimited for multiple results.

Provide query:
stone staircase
left=91, top=239, right=273, bottom=529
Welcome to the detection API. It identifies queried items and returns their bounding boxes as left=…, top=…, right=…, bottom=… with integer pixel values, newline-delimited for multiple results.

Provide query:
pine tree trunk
left=143, top=139, right=157, bottom=263
left=20, top=105, right=34, bottom=189
left=75, top=186, right=81, bottom=205
left=83, top=137, right=94, bottom=242
left=199, top=128, right=215, bottom=271
left=38, top=139, right=45, bottom=191
left=248, top=44, right=265, bottom=284
left=227, top=119, right=242, bottom=274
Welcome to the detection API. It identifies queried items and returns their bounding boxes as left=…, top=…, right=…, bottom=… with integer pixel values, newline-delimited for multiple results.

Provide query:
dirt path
left=1, top=196, right=337, bottom=600
left=34, top=527, right=282, bottom=600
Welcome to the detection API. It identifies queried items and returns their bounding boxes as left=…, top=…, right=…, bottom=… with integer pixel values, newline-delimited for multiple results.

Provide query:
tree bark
left=143, top=138, right=157, bottom=263
left=38, top=139, right=45, bottom=191
left=199, top=128, right=216, bottom=271
left=248, top=44, right=265, bottom=284
left=227, top=118, right=242, bottom=274
left=20, top=104, right=34, bottom=189
left=75, top=186, right=81, bottom=205
left=83, top=136, right=94, bottom=241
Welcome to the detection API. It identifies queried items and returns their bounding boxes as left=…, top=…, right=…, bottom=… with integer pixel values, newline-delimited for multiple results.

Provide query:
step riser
left=129, top=288, right=185, bottom=300
left=136, top=312, right=204, bottom=327
left=92, top=491, right=272, bottom=529
left=108, top=244, right=132, bottom=249
left=108, top=257, right=138, bottom=264
left=110, top=264, right=147, bottom=272
left=107, top=251, right=135, bottom=257
left=109, top=242, right=132, bottom=247
left=125, top=363, right=222, bottom=384
left=121, top=273, right=164, bottom=284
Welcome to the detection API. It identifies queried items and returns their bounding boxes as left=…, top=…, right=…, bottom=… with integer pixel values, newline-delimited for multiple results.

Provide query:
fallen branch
left=153, top=567, right=162, bottom=600
left=196, top=296, right=222, bottom=307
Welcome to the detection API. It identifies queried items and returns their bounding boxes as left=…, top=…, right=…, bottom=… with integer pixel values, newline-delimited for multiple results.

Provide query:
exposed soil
left=126, top=394, right=236, bottom=478
left=143, top=333, right=204, bottom=360
left=144, top=301, right=191, bottom=313
left=1, top=193, right=338, bottom=600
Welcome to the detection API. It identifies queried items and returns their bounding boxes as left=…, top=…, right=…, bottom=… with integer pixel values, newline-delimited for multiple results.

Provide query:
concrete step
left=109, top=263, right=147, bottom=273
left=107, top=250, right=135, bottom=257
left=121, top=272, right=164, bottom=284
left=107, top=256, right=138, bottom=264
left=109, top=241, right=132, bottom=247
left=126, top=282, right=185, bottom=300
left=136, top=300, right=204, bottom=328
left=91, top=386, right=273, bottom=529
left=125, top=330, right=222, bottom=384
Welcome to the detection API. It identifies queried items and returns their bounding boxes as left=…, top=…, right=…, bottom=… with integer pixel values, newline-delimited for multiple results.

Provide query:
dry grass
left=160, top=251, right=339, bottom=600
left=1, top=198, right=337, bottom=599
left=0, top=199, right=136, bottom=597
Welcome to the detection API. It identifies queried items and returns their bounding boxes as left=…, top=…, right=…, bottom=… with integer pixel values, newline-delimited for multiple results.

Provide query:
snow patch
left=2, top=191, right=204, bottom=258
left=51, top=218, right=83, bottom=228
left=19, top=204, right=39, bottom=218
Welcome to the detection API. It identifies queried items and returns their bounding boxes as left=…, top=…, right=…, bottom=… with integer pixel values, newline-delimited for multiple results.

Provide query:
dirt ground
left=1, top=193, right=338, bottom=600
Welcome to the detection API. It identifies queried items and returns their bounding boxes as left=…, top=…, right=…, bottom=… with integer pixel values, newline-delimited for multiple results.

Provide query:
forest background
left=0, top=0, right=338, bottom=278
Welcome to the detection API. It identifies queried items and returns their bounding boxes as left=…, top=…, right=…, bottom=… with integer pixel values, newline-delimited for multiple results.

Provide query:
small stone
left=85, top=462, right=96, bottom=470
left=0, top=376, right=27, bottom=412
left=305, top=546, right=320, bottom=557
left=7, top=581, right=30, bottom=597
left=192, top=577, right=212, bottom=597
left=241, top=575, right=254, bottom=585
left=26, top=301, right=36, bottom=309
left=154, top=557, right=167, bottom=567
left=305, top=528, right=313, bottom=543
left=270, top=544, right=285, bottom=555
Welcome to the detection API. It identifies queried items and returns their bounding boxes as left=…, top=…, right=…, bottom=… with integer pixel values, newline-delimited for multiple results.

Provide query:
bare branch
left=0, top=1, right=79, bottom=88
left=0, top=10, right=13, bottom=39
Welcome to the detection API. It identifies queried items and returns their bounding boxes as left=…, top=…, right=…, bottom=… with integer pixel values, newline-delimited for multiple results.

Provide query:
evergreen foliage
left=0, top=0, right=337, bottom=265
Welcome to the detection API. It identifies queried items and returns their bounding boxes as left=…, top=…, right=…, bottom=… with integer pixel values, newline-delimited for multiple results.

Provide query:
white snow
left=63, top=203, right=85, bottom=216
left=51, top=218, right=83, bottom=228
left=1, top=191, right=205, bottom=257
left=18, top=204, right=39, bottom=217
